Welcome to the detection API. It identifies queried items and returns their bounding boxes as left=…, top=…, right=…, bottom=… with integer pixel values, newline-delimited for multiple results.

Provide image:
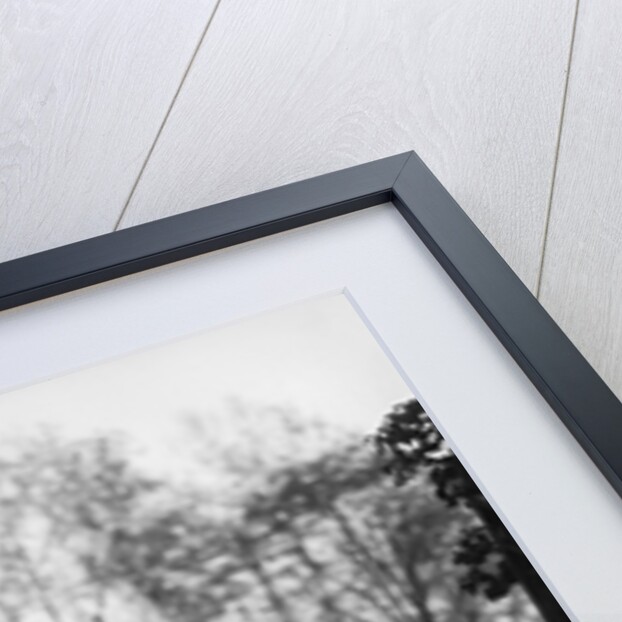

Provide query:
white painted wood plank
left=539, top=1, right=622, bottom=400
left=0, top=0, right=218, bottom=262
left=119, top=0, right=576, bottom=290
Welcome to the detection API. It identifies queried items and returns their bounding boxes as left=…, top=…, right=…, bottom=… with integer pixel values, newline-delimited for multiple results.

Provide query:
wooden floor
left=2, top=1, right=620, bottom=399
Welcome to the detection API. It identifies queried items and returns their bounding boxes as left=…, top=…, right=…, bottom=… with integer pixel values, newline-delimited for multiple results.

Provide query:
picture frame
left=1, top=151, right=621, bottom=620
left=2, top=150, right=621, bottom=500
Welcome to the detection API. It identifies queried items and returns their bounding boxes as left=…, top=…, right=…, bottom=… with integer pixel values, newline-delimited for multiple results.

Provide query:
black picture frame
left=1, top=150, right=621, bottom=502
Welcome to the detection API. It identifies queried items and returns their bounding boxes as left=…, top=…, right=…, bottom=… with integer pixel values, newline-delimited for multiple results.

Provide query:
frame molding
left=2, top=151, right=621, bottom=500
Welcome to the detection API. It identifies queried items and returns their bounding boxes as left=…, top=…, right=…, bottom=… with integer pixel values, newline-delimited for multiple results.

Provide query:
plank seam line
left=535, top=0, right=581, bottom=299
left=113, top=0, right=225, bottom=232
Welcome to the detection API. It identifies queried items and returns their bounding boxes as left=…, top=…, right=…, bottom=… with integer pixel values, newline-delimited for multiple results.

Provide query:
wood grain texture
left=0, top=0, right=218, bottom=262
left=539, top=0, right=622, bottom=399
left=119, top=0, right=576, bottom=290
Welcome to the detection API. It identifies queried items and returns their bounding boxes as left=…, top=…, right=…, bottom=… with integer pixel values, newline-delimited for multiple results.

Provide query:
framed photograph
left=1, top=152, right=620, bottom=621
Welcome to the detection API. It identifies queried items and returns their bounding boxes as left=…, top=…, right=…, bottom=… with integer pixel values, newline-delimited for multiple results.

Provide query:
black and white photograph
left=0, top=294, right=567, bottom=622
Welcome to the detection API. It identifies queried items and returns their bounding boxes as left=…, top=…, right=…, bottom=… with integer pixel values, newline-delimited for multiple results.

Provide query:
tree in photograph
left=0, top=402, right=562, bottom=622
left=0, top=434, right=159, bottom=622
left=108, top=407, right=541, bottom=622
left=371, top=399, right=570, bottom=622
left=238, top=440, right=536, bottom=622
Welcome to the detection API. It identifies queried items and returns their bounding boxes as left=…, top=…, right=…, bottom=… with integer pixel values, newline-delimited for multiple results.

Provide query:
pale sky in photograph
left=0, top=293, right=412, bottom=485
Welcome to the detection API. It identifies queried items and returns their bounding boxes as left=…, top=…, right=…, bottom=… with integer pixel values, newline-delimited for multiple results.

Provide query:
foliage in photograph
left=0, top=401, right=563, bottom=622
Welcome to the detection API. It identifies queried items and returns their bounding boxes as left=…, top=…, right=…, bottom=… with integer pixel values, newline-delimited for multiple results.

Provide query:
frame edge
left=392, top=151, right=622, bottom=499
left=0, top=152, right=411, bottom=311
